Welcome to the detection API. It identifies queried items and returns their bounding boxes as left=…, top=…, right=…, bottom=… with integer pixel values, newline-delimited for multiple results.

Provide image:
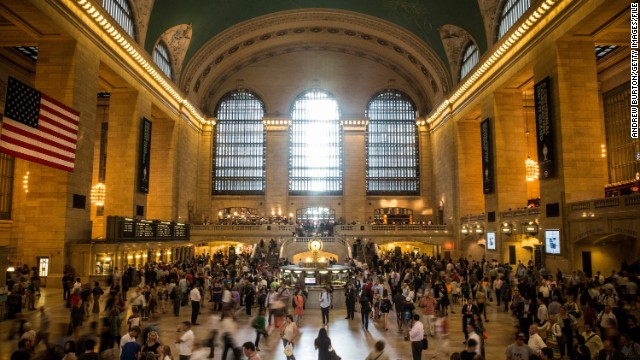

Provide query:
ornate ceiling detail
left=439, top=25, right=475, bottom=86
left=158, top=23, right=192, bottom=83
left=200, top=44, right=430, bottom=116
left=477, top=0, right=501, bottom=48
left=181, top=9, right=451, bottom=106
left=131, top=0, right=154, bottom=46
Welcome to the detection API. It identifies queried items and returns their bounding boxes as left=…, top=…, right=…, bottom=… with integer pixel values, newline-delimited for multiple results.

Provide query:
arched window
left=365, top=90, right=419, bottom=195
left=213, top=90, right=266, bottom=194
left=153, top=42, right=172, bottom=79
left=289, top=89, right=342, bottom=194
left=497, top=0, right=530, bottom=39
left=102, top=0, right=135, bottom=39
left=459, top=42, right=479, bottom=80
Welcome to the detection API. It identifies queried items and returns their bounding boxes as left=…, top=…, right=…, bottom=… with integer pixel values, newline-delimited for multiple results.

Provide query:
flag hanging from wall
left=0, top=77, right=79, bottom=172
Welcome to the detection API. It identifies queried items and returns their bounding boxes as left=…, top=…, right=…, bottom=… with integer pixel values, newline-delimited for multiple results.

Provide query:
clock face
left=310, top=240, right=321, bottom=251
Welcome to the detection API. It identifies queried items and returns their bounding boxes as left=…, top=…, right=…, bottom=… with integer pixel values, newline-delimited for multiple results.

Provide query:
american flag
left=1, top=77, right=79, bottom=172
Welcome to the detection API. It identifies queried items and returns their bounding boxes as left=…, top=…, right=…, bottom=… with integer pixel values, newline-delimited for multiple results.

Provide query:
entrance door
left=509, top=245, right=516, bottom=265
left=582, top=251, right=593, bottom=278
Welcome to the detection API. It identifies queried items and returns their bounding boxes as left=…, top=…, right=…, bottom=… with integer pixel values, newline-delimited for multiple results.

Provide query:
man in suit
left=515, top=296, right=537, bottom=338
left=344, top=282, right=356, bottom=320
left=462, top=298, right=478, bottom=340
left=596, top=339, right=625, bottom=360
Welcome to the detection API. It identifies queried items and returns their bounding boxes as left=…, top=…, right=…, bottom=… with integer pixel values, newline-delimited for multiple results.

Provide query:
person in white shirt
left=190, top=286, right=202, bottom=325
left=466, top=324, right=482, bottom=356
left=537, top=298, right=548, bottom=326
left=72, top=278, right=82, bottom=293
left=582, top=324, right=604, bottom=360
left=319, top=287, right=331, bottom=326
left=409, top=314, right=425, bottom=360
left=528, top=325, right=547, bottom=355
left=175, top=321, right=194, bottom=360
left=119, top=326, right=140, bottom=352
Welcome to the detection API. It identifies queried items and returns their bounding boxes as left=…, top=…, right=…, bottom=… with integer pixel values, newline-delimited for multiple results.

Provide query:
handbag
left=284, top=342, right=294, bottom=357
left=329, top=346, right=342, bottom=360
left=422, top=336, right=429, bottom=350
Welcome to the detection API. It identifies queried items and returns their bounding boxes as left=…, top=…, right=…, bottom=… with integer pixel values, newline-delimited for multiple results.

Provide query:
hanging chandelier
left=90, top=182, right=106, bottom=206
left=525, top=156, right=539, bottom=182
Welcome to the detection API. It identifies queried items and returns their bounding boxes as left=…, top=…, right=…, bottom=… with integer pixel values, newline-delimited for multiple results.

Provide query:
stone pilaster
left=11, top=39, right=99, bottom=282
left=147, top=117, right=177, bottom=220
left=264, top=118, right=290, bottom=216
left=103, top=90, right=151, bottom=219
left=342, top=119, right=367, bottom=223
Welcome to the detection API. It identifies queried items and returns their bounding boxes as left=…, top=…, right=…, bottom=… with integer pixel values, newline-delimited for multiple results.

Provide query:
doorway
left=582, top=251, right=593, bottom=278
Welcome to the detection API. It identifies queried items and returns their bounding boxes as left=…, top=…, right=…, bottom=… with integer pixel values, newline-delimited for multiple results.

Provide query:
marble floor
left=1, top=289, right=522, bottom=360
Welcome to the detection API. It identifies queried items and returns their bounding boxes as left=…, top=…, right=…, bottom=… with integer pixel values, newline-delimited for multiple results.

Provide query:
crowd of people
left=3, top=243, right=639, bottom=360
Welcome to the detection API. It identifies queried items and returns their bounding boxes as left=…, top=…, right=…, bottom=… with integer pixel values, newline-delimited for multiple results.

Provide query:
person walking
left=360, top=290, right=373, bottom=332
left=189, top=285, right=201, bottom=325
left=319, top=287, right=331, bottom=326
left=314, top=327, right=332, bottom=360
left=364, top=340, right=390, bottom=360
left=252, top=308, right=268, bottom=351
left=280, top=315, right=299, bottom=360
left=293, top=290, right=305, bottom=326
left=91, top=281, right=103, bottom=315
left=380, top=289, right=392, bottom=331
left=175, top=321, right=194, bottom=360
left=409, top=314, right=425, bottom=360
left=420, top=291, right=437, bottom=336
left=345, top=283, right=356, bottom=320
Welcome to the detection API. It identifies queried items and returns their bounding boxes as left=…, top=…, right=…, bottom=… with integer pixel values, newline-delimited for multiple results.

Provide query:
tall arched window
left=366, top=90, right=419, bottom=195
left=290, top=89, right=342, bottom=194
left=213, top=90, right=265, bottom=194
left=153, top=42, right=172, bottom=79
left=102, top=0, right=135, bottom=39
left=459, top=43, right=479, bottom=80
left=498, top=0, right=530, bottom=39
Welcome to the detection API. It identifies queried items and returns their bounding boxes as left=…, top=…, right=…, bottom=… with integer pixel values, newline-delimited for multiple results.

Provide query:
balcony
left=334, top=224, right=452, bottom=238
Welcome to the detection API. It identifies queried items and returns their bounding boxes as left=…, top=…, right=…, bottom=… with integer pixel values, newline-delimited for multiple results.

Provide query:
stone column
left=264, top=118, right=290, bottom=217
left=9, top=39, right=99, bottom=287
left=342, top=120, right=367, bottom=224
left=103, top=90, right=151, bottom=220
left=147, top=117, right=177, bottom=220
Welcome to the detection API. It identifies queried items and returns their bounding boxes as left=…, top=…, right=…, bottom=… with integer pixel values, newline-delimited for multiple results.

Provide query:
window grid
left=289, top=89, right=343, bottom=195
left=14, top=46, right=38, bottom=61
left=0, top=153, right=14, bottom=220
left=296, top=207, right=335, bottom=222
left=603, top=82, right=639, bottom=183
left=365, top=90, right=419, bottom=195
left=213, top=90, right=266, bottom=194
left=153, top=42, right=172, bottom=78
left=595, top=45, right=619, bottom=61
left=459, top=43, right=479, bottom=80
left=498, top=0, right=530, bottom=39
left=102, top=0, right=135, bottom=39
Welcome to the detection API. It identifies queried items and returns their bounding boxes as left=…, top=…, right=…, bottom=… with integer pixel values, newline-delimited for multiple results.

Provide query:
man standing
left=505, top=332, right=533, bottom=360
left=190, top=285, right=201, bottom=325
left=528, top=325, right=547, bottom=356
left=493, top=276, right=504, bottom=307
left=77, top=339, right=99, bottom=360
left=409, top=314, right=425, bottom=360
left=175, top=321, right=195, bottom=360
left=320, top=287, right=331, bottom=326
left=462, top=298, right=478, bottom=340
left=345, top=283, right=356, bottom=320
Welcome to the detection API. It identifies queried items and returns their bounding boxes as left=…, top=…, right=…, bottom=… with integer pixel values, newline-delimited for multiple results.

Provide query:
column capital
left=342, top=118, right=368, bottom=132
left=263, top=117, right=291, bottom=131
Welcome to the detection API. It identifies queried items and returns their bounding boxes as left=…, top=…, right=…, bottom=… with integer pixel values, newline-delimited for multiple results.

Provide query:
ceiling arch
left=146, top=0, right=486, bottom=69
left=181, top=9, right=452, bottom=115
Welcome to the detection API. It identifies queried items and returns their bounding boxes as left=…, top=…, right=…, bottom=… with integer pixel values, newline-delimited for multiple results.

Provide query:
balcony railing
left=568, top=194, right=640, bottom=213
left=499, top=207, right=541, bottom=219
left=334, top=224, right=450, bottom=235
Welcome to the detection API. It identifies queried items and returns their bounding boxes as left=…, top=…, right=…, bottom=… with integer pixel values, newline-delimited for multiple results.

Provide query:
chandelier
left=524, top=96, right=539, bottom=182
left=525, top=156, right=539, bottom=182
left=90, top=182, right=106, bottom=206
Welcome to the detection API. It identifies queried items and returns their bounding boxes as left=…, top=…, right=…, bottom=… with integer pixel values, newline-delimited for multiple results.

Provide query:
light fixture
left=524, top=222, right=539, bottom=234
left=524, top=96, right=539, bottom=182
left=104, top=257, right=111, bottom=262
left=475, top=225, right=484, bottom=235
left=7, top=266, right=15, bottom=272
left=319, top=270, right=329, bottom=274
left=23, top=171, right=29, bottom=193
left=501, top=223, right=512, bottom=234
left=90, top=182, right=106, bottom=206
left=167, top=251, right=172, bottom=255
left=461, top=225, right=469, bottom=235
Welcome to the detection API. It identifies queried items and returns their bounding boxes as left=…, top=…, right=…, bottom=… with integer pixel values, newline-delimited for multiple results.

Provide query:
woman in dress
left=380, top=289, right=393, bottom=331
left=293, top=290, right=305, bottom=326
left=142, top=330, right=161, bottom=355
left=280, top=314, right=299, bottom=360
left=314, top=327, right=332, bottom=360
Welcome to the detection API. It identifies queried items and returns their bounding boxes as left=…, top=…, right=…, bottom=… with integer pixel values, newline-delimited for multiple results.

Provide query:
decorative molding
left=131, top=0, right=154, bottom=46
left=181, top=9, right=451, bottom=107
left=158, top=23, right=192, bottom=83
left=477, top=0, right=501, bottom=48
left=200, top=44, right=430, bottom=116
left=439, top=24, right=476, bottom=86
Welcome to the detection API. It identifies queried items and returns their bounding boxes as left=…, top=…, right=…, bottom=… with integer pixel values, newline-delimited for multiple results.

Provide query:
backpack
left=169, top=286, right=177, bottom=300
left=380, top=299, right=391, bottom=312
